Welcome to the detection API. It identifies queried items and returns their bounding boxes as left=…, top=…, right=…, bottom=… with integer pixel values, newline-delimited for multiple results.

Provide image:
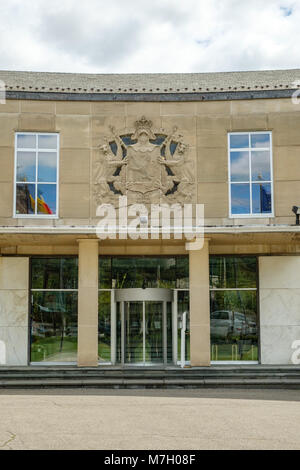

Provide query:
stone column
left=77, top=239, right=99, bottom=367
left=187, top=239, right=210, bottom=366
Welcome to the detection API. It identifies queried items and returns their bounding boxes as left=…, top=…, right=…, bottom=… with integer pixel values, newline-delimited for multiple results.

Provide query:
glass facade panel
left=31, top=291, right=78, bottom=363
left=99, top=256, right=188, bottom=289
left=210, top=290, right=258, bottom=361
left=145, top=302, right=163, bottom=363
left=210, top=256, right=257, bottom=289
left=210, top=256, right=258, bottom=362
left=98, top=291, right=111, bottom=363
left=31, top=258, right=78, bottom=289
left=177, top=291, right=190, bottom=362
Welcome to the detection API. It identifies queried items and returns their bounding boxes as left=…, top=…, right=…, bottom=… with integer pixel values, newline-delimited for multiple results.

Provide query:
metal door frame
left=114, top=289, right=173, bottom=366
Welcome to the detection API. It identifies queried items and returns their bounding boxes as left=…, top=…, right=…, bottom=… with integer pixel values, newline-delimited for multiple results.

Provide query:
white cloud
left=0, top=0, right=299, bottom=73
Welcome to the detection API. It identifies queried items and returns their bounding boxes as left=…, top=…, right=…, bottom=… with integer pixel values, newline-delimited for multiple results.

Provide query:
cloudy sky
left=0, top=0, right=299, bottom=73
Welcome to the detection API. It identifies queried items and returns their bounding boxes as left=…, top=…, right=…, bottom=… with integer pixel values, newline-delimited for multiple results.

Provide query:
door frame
left=115, top=288, right=173, bottom=366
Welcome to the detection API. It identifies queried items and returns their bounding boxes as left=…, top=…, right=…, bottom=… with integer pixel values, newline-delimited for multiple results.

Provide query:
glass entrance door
left=124, top=301, right=164, bottom=365
left=115, top=288, right=173, bottom=366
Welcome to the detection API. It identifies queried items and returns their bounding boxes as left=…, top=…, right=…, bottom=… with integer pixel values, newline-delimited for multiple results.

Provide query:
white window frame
left=14, top=132, right=59, bottom=219
left=228, top=131, right=274, bottom=218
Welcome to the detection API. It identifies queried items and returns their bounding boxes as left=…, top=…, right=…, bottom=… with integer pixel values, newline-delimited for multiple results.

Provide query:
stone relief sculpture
left=93, top=116, right=195, bottom=206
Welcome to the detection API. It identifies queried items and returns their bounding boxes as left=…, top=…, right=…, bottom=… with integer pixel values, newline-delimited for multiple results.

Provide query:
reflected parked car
left=210, top=310, right=247, bottom=340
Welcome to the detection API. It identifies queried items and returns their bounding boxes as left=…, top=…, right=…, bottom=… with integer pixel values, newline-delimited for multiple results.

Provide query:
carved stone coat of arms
left=93, top=116, right=195, bottom=206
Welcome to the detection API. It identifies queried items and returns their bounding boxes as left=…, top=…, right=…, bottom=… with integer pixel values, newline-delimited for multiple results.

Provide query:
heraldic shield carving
left=94, top=116, right=195, bottom=206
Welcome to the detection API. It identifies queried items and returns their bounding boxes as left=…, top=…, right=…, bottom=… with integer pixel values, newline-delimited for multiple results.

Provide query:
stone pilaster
left=187, top=239, right=210, bottom=366
left=77, top=239, right=99, bottom=367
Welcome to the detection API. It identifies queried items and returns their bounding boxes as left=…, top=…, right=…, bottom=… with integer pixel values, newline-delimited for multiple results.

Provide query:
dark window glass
left=210, top=256, right=257, bottom=289
left=99, top=257, right=112, bottom=288
left=177, top=291, right=190, bottom=362
left=99, top=256, right=188, bottom=289
left=31, top=291, right=78, bottom=363
left=98, top=291, right=111, bottom=362
left=31, top=258, right=78, bottom=289
left=210, top=290, right=258, bottom=361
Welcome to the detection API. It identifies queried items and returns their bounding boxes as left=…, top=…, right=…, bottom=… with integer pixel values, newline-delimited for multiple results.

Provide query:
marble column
left=77, top=239, right=99, bottom=367
left=187, top=239, right=210, bottom=366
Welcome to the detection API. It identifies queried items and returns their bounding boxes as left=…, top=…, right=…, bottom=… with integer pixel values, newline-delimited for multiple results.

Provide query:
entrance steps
left=0, top=365, right=300, bottom=388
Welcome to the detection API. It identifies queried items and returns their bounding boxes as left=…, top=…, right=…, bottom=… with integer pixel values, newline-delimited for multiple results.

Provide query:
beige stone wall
left=0, top=257, right=29, bottom=365
left=0, top=97, right=298, bottom=226
left=259, top=256, right=300, bottom=365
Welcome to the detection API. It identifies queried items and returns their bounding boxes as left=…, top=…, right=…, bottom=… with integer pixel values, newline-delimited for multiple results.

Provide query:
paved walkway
left=0, top=388, right=300, bottom=450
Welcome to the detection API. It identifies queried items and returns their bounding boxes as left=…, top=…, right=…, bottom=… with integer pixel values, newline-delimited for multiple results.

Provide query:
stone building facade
left=0, top=69, right=300, bottom=368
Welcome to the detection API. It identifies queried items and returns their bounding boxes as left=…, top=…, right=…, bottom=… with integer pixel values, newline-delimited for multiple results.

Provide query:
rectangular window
left=30, top=257, right=78, bottom=364
left=210, top=256, right=258, bottom=363
left=228, top=132, right=273, bottom=217
left=14, top=133, right=59, bottom=217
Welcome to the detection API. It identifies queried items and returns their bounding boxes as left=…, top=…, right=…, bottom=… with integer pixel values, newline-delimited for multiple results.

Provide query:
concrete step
left=0, top=366, right=299, bottom=388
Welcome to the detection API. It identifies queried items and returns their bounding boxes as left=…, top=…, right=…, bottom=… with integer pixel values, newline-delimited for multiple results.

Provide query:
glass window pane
left=38, top=152, right=57, bottom=182
left=31, top=258, right=78, bottom=289
left=31, top=291, right=78, bottom=363
left=98, top=291, right=111, bottom=363
left=111, top=257, right=176, bottom=288
left=99, top=257, right=112, bottom=288
left=176, top=256, right=189, bottom=288
left=230, top=151, right=249, bottom=182
left=230, top=134, right=249, bottom=149
left=252, top=183, right=272, bottom=214
left=251, top=151, right=271, bottom=181
left=37, top=184, right=56, bottom=215
left=16, top=183, right=35, bottom=215
left=177, top=291, right=190, bottom=362
left=16, top=151, right=36, bottom=182
left=231, top=184, right=250, bottom=214
left=210, top=256, right=257, bottom=289
left=251, top=133, right=270, bottom=148
left=38, top=134, right=58, bottom=149
left=210, top=290, right=258, bottom=361
left=17, top=134, right=36, bottom=149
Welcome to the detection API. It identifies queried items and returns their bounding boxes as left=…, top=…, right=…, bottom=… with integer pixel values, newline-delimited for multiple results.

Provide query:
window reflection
left=230, top=134, right=249, bottom=149
left=16, top=152, right=36, bottom=182
left=230, top=152, right=249, bottom=182
left=15, top=133, right=58, bottom=216
left=31, top=291, right=78, bottom=363
left=38, top=152, right=57, bottom=182
left=16, top=184, right=35, bottom=214
left=210, top=291, right=258, bottom=361
left=231, top=184, right=250, bottom=214
left=99, top=256, right=189, bottom=289
left=98, top=291, right=111, bottom=363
